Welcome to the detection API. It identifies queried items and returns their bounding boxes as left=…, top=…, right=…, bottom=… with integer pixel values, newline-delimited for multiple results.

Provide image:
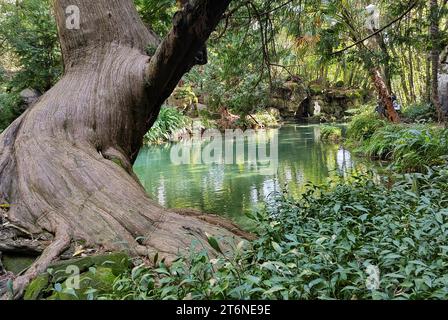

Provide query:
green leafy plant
left=402, top=103, right=436, bottom=123
left=0, top=0, right=62, bottom=130
left=347, top=109, right=387, bottom=142
left=0, top=0, right=62, bottom=92
left=97, top=166, right=448, bottom=300
left=0, top=92, right=21, bottom=131
left=353, top=124, right=448, bottom=172
left=320, top=125, right=342, bottom=142
left=144, top=107, right=191, bottom=145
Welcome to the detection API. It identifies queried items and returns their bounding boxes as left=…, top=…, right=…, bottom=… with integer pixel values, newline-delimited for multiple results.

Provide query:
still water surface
left=134, top=124, right=366, bottom=227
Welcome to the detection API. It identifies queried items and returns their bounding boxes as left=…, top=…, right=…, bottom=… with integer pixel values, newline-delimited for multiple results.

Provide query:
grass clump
left=346, top=111, right=387, bottom=142
left=402, top=103, right=436, bottom=123
left=346, top=109, right=448, bottom=172
left=320, top=125, right=342, bottom=142
left=351, top=123, right=447, bottom=172
left=144, top=106, right=191, bottom=145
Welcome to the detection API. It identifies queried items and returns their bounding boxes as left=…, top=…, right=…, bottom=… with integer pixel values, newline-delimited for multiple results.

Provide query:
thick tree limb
left=145, top=0, right=231, bottom=115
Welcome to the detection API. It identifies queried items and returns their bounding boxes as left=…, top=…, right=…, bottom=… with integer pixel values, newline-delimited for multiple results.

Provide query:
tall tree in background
left=429, top=0, right=444, bottom=122
left=323, top=0, right=401, bottom=122
left=0, top=0, right=241, bottom=299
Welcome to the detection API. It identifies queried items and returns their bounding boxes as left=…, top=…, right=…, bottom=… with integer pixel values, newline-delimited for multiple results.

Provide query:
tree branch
left=144, top=0, right=231, bottom=119
left=332, top=1, right=418, bottom=56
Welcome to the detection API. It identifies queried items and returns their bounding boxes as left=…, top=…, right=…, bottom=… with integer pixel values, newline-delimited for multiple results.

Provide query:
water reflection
left=133, top=124, right=367, bottom=228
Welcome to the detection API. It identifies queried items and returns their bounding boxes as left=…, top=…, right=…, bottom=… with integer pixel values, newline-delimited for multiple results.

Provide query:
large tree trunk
left=0, top=0, right=246, bottom=299
left=370, top=68, right=400, bottom=123
left=341, top=5, right=400, bottom=123
left=429, top=0, right=444, bottom=122
left=374, top=33, right=393, bottom=93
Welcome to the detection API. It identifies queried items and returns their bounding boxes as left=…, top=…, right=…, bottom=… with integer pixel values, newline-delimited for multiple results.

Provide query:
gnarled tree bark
left=429, top=0, right=444, bottom=122
left=0, top=0, right=246, bottom=299
left=370, top=68, right=400, bottom=123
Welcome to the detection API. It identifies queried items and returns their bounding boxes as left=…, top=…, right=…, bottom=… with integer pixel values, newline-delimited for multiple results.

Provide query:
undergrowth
left=96, top=166, right=448, bottom=300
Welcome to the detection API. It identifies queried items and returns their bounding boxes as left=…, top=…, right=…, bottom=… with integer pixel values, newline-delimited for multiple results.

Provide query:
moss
left=82, top=267, right=117, bottom=291
left=284, top=81, right=302, bottom=91
left=24, top=274, right=50, bottom=300
left=24, top=253, right=131, bottom=300
left=49, top=267, right=117, bottom=300
left=309, top=84, right=325, bottom=95
left=0, top=203, right=10, bottom=209
left=49, top=252, right=131, bottom=283
left=90, top=253, right=132, bottom=276
left=110, top=157, right=125, bottom=169
left=145, top=44, right=157, bottom=56
left=334, top=80, right=345, bottom=88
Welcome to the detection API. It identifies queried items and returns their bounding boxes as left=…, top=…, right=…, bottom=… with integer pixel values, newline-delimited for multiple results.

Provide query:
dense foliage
left=347, top=110, right=388, bottom=142
left=95, top=166, right=448, bottom=300
left=144, top=107, right=191, bottom=145
left=402, top=103, right=437, bottom=123
left=1, top=0, right=448, bottom=130
left=320, top=125, right=343, bottom=142
left=0, top=0, right=61, bottom=92
left=347, top=111, right=448, bottom=171
left=134, top=0, right=177, bottom=37
left=0, top=0, right=61, bottom=131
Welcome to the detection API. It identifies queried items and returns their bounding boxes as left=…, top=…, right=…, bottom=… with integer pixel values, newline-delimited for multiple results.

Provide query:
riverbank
left=320, top=112, right=448, bottom=172
left=143, top=106, right=282, bottom=146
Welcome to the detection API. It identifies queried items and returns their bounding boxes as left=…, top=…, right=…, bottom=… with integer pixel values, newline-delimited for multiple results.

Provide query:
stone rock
left=271, top=80, right=308, bottom=118
left=19, top=88, right=41, bottom=106
left=273, top=78, right=368, bottom=120
left=49, top=252, right=131, bottom=283
left=267, top=107, right=280, bottom=118
left=297, top=88, right=366, bottom=120
left=197, top=103, right=207, bottom=112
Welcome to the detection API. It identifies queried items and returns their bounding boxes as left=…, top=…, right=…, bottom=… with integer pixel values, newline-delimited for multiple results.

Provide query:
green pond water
left=134, top=124, right=368, bottom=228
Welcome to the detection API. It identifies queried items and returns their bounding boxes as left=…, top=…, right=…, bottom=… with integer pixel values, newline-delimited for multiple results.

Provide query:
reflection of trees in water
left=133, top=125, right=363, bottom=226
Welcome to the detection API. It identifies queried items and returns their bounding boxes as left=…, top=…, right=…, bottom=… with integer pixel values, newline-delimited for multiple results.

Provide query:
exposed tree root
left=172, top=208, right=256, bottom=241
left=10, top=226, right=71, bottom=299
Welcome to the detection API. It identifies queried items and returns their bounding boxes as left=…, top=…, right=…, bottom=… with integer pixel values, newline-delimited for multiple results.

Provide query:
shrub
left=355, top=124, right=448, bottom=172
left=0, top=92, right=21, bottom=132
left=98, top=166, right=448, bottom=300
left=0, top=0, right=62, bottom=92
left=144, top=107, right=191, bottom=145
left=347, top=111, right=386, bottom=142
left=248, top=109, right=280, bottom=128
left=320, top=125, right=342, bottom=142
left=402, top=103, right=436, bottom=123
left=0, top=0, right=62, bottom=130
